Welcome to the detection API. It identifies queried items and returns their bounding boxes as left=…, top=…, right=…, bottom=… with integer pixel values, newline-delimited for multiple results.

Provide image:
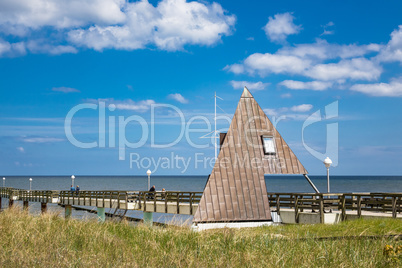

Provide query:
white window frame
left=262, top=136, right=276, bottom=155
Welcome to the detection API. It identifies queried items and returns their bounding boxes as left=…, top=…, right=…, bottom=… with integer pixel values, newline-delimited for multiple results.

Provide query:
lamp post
left=71, top=175, right=75, bottom=187
left=324, top=157, right=332, bottom=193
left=3, top=177, right=5, bottom=188
left=146, top=170, right=151, bottom=190
left=29, top=178, right=32, bottom=191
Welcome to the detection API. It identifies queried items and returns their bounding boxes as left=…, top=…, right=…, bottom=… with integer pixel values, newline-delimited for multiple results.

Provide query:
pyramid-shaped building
left=193, top=87, right=307, bottom=223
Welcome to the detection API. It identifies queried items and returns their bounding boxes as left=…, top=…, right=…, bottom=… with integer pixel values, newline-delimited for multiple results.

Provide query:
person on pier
left=148, top=185, right=155, bottom=200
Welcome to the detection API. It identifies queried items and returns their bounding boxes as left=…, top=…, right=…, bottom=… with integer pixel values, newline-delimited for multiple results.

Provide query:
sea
left=1, top=175, right=401, bottom=224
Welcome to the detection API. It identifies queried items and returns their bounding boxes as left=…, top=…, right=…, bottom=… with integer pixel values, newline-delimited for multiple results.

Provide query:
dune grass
left=0, top=207, right=401, bottom=267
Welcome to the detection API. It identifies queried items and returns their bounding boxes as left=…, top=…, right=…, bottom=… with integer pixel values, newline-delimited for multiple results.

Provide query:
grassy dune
left=0, top=208, right=401, bottom=267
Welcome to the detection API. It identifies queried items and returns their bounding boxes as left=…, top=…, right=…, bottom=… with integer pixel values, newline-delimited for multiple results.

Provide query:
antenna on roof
left=200, top=92, right=223, bottom=161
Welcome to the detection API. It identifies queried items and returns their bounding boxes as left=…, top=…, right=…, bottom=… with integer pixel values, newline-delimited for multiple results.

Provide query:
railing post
left=392, top=196, right=397, bottom=218
left=357, top=195, right=362, bottom=218
left=165, top=192, right=168, bottom=213
left=143, top=192, right=147, bottom=211
left=189, top=193, right=193, bottom=215
left=294, top=195, right=299, bottom=223
left=154, top=192, right=157, bottom=212
left=319, top=194, right=324, bottom=224
left=177, top=193, right=180, bottom=214
left=276, top=195, right=280, bottom=215
left=340, top=194, right=346, bottom=221
left=125, top=192, right=128, bottom=210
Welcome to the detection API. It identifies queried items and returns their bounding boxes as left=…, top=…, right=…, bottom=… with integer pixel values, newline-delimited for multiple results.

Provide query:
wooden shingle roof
left=193, top=87, right=307, bottom=223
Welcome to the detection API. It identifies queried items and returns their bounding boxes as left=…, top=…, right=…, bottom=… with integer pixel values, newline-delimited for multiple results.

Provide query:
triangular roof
left=193, top=87, right=307, bottom=223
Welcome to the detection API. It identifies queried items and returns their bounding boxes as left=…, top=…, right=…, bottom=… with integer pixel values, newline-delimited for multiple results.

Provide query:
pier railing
left=2, top=187, right=401, bottom=221
left=0, top=187, right=24, bottom=199
left=267, top=192, right=402, bottom=223
left=58, top=190, right=203, bottom=214
left=19, top=190, right=60, bottom=203
left=135, top=191, right=203, bottom=214
left=59, top=191, right=131, bottom=209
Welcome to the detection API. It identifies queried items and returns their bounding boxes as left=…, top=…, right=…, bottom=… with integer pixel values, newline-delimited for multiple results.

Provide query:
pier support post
left=8, top=199, right=14, bottom=208
left=65, top=204, right=72, bottom=219
left=143, top=212, right=153, bottom=226
left=97, top=207, right=105, bottom=222
left=23, top=201, right=29, bottom=211
left=41, top=202, right=47, bottom=214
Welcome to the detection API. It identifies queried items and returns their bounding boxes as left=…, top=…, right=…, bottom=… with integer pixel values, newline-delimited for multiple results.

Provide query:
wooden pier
left=0, top=187, right=401, bottom=224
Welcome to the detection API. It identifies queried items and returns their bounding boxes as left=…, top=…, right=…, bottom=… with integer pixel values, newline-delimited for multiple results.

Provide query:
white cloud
left=23, top=137, right=64, bottom=143
left=280, top=93, right=292, bottom=98
left=0, top=0, right=235, bottom=56
left=0, top=39, right=26, bottom=57
left=377, top=25, right=402, bottom=63
left=224, top=63, right=244, bottom=74
left=278, top=39, right=382, bottom=60
left=305, top=58, right=382, bottom=81
left=279, top=80, right=333, bottom=91
left=230, top=81, right=269, bottom=91
left=52, top=87, right=80, bottom=93
left=68, top=0, right=235, bottom=51
left=16, top=147, right=25, bottom=152
left=87, top=98, right=156, bottom=112
left=168, top=93, right=188, bottom=104
left=290, top=104, right=313, bottom=112
left=26, top=40, right=77, bottom=55
left=350, top=78, right=402, bottom=97
left=263, top=107, right=311, bottom=121
left=263, top=103, right=313, bottom=121
left=241, top=52, right=311, bottom=76
left=320, top=21, right=334, bottom=36
left=263, top=12, right=301, bottom=42
left=0, top=0, right=126, bottom=30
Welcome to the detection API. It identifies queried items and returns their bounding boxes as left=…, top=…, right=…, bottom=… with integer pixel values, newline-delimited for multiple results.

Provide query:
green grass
left=0, top=207, right=401, bottom=267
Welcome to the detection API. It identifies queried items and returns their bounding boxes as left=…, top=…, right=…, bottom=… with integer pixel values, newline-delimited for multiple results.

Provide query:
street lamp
left=324, top=157, right=332, bottom=193
left=3, top=177, right=5, bottom=188
left=146, top=170, right=152, bottom=190
left=29, top=178, right=32, bottom=191
left=71, top=175, right=75, bottom=187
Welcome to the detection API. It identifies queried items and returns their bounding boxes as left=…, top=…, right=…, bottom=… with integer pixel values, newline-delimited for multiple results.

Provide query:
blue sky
left=0, top=0, right=402, bottom=176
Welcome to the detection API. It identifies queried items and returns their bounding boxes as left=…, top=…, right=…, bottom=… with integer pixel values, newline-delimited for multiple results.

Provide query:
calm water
left=3, top=175, right=402, bottom=193
left=2, top=175, right=401, bottom=224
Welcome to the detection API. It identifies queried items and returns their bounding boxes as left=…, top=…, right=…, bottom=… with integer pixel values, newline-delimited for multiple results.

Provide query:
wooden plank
left=220, top=132, right=234, bottom=220
left=231, top=114, right=249, bottom=219
left=239, top=99, right=259, bottom=219
left=246, top=98, right=270, bottom=219
left=225, top=129, right=242, bottom=220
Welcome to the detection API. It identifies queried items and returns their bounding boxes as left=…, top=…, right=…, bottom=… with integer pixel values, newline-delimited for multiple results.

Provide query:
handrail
left=1, top=187, right=400, bottom=219
left=267, top=192, right=402, bottom=221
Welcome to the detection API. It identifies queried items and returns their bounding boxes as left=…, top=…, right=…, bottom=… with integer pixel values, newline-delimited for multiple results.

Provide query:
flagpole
left=214, top=91, right=217, bottom=161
